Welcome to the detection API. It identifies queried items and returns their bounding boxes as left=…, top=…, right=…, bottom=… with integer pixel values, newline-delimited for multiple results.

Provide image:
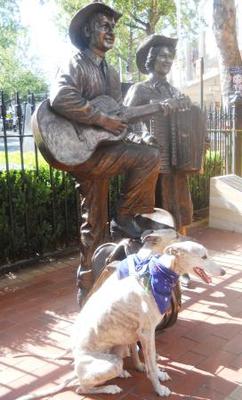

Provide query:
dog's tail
left=15, top=373, right=77, bottom=400
left=12, top=348, right=73, bottom=361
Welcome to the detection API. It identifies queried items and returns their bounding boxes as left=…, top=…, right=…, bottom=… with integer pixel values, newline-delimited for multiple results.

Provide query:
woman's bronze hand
left=177, top=94, right=191, bottom=111
left=160, top=95, right=191, bottom=115
left=160, top=98, right=179, bottom=115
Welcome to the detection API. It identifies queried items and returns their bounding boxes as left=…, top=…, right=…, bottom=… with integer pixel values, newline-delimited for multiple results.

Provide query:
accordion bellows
left=150, top=105, right=206, bottom=173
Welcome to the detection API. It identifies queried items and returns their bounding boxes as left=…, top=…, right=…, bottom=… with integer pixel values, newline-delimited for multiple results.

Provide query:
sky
left=20, top=0, right=73, bottom=82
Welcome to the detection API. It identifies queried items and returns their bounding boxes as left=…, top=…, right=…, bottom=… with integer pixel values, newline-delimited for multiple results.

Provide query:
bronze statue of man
left=124, top=34, right=194, bottom=233
left=49, top=2, right=161, bottom=305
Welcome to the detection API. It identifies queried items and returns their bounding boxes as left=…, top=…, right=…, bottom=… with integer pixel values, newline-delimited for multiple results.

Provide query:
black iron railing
left=0, top=91, right=79, bottom=271
left=189, top=105, right=233, bottom=211
left=0, top=92, right=234, bottom=270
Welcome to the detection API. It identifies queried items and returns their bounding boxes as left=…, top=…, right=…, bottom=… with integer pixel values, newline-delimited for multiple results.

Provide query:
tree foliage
left=0, top=50, right=48, bottom=98
left=0, top=0, right=48, bottom=96
left=113, top=0, right=176, bottom=35
left=0, top=0, right=20, bottom=48
left=50, top=0, right=200, bottom=80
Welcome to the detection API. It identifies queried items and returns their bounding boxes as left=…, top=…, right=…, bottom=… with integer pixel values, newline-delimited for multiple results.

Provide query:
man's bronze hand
left=96, top=113, right=128, bottom=135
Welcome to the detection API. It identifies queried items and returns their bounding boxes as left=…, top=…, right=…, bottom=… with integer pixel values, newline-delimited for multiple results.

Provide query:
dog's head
left=163, top=240, right=225, bottom=283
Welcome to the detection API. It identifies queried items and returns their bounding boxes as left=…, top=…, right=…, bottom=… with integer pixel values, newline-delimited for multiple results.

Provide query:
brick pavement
left=0, top=226, right=242, bottom=400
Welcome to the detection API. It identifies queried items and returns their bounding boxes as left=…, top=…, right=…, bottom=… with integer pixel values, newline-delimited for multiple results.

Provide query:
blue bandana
left=117, top=255, right=179, bottom=314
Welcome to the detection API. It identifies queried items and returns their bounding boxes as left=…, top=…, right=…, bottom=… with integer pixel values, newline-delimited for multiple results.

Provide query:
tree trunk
left=126, top=27, right=134, bottom=81
left=213, top=0, right=242, bottom=105
left=146, top=0, right=158, bottom=35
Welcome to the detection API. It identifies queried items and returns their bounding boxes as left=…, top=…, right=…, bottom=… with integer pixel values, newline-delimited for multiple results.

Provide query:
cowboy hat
left=69, top=0, right=122, bottom=50
left=136, top=34, right=178, bottom=74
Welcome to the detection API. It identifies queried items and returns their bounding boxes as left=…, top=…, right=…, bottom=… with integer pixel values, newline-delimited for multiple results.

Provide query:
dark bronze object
left=125, top=34, right=206, bottom=230
left=150, top=104, right=205, bottom=173
left=32, top=95, right=165, bottom=171
left=32, top=2, right=161, bottom=306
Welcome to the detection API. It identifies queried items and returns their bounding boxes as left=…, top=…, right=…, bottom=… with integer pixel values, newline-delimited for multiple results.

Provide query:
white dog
left=18, top=239, right=225, bottom=399
left=71, top=240, right=225, bottom=397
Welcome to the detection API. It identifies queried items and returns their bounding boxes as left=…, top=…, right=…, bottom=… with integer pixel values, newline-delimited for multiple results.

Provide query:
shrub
left=0, top=167, right=78, bottom=265
left=0, top=150, right=224, bottom=266
left=189, top=150, right=224, bottom=211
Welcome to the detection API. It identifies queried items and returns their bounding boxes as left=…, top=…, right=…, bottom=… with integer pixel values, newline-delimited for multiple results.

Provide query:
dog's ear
left=105, top=239, right=130, bottom=264
left=164, top=245, right=180, bottom=256
left=141, top=230, right=154, bottom=242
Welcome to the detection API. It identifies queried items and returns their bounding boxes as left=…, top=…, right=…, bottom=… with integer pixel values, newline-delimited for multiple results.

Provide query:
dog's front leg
left=131, top=343, right=145, bottom=372
left=138, top=329, right=171, bottom=397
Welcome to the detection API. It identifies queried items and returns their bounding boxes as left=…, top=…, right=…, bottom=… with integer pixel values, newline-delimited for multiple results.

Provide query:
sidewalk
left=1, top=225, right=242, bottom=400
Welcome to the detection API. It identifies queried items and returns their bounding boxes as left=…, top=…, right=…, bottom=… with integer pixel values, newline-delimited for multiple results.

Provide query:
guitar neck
left=121, top=102, right=162, bottom=124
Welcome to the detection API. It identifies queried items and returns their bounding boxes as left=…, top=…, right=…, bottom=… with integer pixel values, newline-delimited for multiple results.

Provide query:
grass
left=0, top=150, right=48, bottom=170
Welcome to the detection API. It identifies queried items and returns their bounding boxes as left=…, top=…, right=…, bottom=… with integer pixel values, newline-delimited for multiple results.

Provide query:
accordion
left=150, top=105, right=206, bottom=173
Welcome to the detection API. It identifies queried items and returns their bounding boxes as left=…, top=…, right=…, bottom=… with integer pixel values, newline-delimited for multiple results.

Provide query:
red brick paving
left=1, top=226, right=242, bottom=400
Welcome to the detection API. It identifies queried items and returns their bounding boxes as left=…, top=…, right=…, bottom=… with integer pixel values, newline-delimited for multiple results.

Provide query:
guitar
left=31, top=95, right=162, bottom=171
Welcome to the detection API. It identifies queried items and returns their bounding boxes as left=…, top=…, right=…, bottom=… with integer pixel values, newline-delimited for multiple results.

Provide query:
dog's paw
left=76, top=386, right=83, bottom=394
left=157, top=369, right=171, bottom=382
left=119, top=370, right=132, bottom=378
left=135, top=362, right=145, bottom=372
left=103, top=385, right=123, bottom=394
left=156, top=384, right=171, bottom=397
left=77, top=384, right=123, bottom=395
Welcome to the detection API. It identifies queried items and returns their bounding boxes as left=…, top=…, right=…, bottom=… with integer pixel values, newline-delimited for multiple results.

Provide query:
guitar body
left=32, top=95, right=204, bottom=173
left=31, top=97, right=125, bottom=171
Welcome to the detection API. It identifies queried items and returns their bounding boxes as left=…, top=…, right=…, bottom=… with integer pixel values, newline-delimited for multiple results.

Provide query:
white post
left=231, top=102, right=236, bottom=175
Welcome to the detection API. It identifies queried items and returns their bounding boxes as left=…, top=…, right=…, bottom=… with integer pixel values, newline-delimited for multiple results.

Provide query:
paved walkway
left=1, top=225, right=242, bottom=400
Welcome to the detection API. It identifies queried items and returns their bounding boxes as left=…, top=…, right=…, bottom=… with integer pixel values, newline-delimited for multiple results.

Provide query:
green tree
left=0, top=49, right=48, bottom=97
left=113, top=0, right=176, bottom=35
left=50, top=0, right=200, bottom=81
left=0, top=0, right=20, bottom=48
left=0, top=0, right=48, bottom=96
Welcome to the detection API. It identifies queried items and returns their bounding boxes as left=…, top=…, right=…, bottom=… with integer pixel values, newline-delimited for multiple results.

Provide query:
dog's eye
left=202, top=255, right=207, bottom=260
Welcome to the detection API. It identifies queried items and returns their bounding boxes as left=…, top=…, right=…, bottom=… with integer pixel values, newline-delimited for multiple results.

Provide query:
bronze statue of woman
left=124, top=35, right=194, bottom=234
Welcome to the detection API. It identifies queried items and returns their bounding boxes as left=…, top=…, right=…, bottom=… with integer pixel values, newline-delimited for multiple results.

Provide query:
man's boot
left=76, top=266, right=94, bottom=307
left=110, top=215, right=142, bottom=239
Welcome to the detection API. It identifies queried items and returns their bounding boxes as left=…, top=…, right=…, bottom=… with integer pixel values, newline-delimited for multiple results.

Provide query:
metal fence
left=0, top=92, right=80, bottom=272
left=0, top=91, right=234, bottom=271
left=189, top=105, right=233, bottom=211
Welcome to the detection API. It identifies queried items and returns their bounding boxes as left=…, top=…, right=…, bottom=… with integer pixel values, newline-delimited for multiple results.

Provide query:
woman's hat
left=69, top=0, right=122, bottom=50
left=136, top=34, right=178, bottom=74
